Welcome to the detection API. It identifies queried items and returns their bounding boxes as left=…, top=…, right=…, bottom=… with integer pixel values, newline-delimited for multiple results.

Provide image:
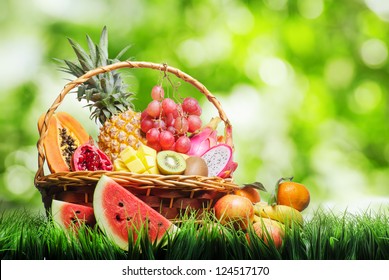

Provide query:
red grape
left=164, top=113, right=175, bottom=127
left=187, top=115, right=202, bottom=133
left=141, top=117, right=154, bottom=133
left=175, top=136, right=191, bottom=154
left=146, top=100, right=161, bottom=118
left=159, top=130, right=175, bottom=150
left=162, top=98, right=177, bottom=115
left=141, top=110, right=149, bottom=120
left=153, top=119, right=167, bottom=131
left=147, top=141, right=162, bottom=152
left=192, top=105, right=202, bottom=116
left=174, top=116, right=189, bottom=135
left=173, top=104, right=183, bottom=118
left=182, top=97, right=199, bottom=114
left=146, top=128, right=160, bottom=143
left=151, top=85, right=165, bottom=101
left=166, top=126, right=176, bottom=135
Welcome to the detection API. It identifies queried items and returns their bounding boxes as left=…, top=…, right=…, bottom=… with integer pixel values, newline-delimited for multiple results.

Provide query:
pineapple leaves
left=99, top=26, right=109, bottom=63
left=77, top=86, right=86, bottom=101
left=115, top=103, right=127, bottom=112
left=113, top=74, right=124, bottom=93
left=86, top=34, right=97, bottom=67
left=115, top=44, right=132, bottom=61
left=63, top=60, right=85, bottom=78
left=61, top=26, right=135, bottom=125
left=67, top=38, right=95, bottom=72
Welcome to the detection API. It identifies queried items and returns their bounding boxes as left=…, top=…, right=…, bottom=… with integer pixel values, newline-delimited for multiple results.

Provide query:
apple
left=252, top=218, right=285, bottom=249
left=213, top=194, right=254, bottom=230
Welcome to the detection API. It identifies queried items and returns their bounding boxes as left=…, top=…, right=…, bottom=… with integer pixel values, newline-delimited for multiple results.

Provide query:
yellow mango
left=120, top=147, right=137, bottom=163
left=113, top=158, right=129, bottom=171
left=119, top=144, right=160, bottom=174
left=143, top=155, right=156, bottom=168
left=126, top=157, right=147, bottom=173
left=147, top=166, right=160, bottom=174
left=140, top=144, right=157, bottom=157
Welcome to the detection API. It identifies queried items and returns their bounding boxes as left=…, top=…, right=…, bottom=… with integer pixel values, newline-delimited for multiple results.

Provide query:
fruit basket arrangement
left=34, top=28, right=241, bottom=220
left=34, top=28, right=310, bottom=250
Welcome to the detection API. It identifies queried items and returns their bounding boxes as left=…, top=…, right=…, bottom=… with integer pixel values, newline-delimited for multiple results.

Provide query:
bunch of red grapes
left=141, top=85, right=203, bottom=154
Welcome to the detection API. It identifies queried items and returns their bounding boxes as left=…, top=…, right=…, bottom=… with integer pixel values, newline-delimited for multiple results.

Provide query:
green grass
left=1, top=208, right=388, bottom=260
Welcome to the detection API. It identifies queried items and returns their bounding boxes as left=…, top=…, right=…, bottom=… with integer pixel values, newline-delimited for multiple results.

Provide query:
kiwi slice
left=157, top=151, right=186, bottom=175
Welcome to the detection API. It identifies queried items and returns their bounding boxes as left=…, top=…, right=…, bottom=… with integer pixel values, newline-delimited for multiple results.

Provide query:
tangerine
left=277, top=181, right=310, bottom=212
left=234, top=186, right=261, bottom=203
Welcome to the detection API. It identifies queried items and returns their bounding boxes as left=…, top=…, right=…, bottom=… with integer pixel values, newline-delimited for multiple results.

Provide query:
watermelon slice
left=51, top=199, right=96, bottom=230
left=93, top=175, right=177, bottom=250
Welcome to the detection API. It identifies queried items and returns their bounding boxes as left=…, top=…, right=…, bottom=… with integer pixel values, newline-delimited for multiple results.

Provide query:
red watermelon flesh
left=93, top=175, right=177, bottom=250
left=51, top=199, right=96, bottom=230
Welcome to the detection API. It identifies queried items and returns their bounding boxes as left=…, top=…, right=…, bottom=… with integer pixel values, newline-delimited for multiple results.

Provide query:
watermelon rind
left=93, top=175, right=177, bottom=250
left=51, top=199, right=68, bottom=230
left=93, top=176, right=127, bottom=249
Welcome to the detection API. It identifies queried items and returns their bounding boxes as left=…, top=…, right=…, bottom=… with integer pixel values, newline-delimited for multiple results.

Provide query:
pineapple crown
left=59, top=26, right=134, bottom=124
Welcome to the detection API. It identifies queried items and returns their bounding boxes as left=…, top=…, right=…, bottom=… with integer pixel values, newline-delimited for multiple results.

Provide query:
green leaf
left=242, top=181, right=267, bottom=192
left=115, top=44, right=132, bottom=60
left=86, top=34, right=97, bottom=66
left=99, top=26, right=109, bottom=61
left=77, top=86, right=86, bottom=101
left=68, top=38, right=94, bottom=71
left=63, top=60, right=85, bottom=77
left=115, top=103, right=126, bottom=112
left=95, top=47, right=107, bottom=67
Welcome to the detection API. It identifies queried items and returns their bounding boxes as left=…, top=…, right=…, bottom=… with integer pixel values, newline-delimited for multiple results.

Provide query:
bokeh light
left=360, top=38, right=388, bottom=68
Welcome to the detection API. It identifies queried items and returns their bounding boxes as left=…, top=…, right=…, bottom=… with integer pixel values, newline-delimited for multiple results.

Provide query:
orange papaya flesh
left=38, top=112, right=89, bottom=173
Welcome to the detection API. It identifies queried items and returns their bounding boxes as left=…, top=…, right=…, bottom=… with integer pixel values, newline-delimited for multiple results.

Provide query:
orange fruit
left=277, top=181, right=310, bottom=212
left=234, top=186, right=261, bottom=203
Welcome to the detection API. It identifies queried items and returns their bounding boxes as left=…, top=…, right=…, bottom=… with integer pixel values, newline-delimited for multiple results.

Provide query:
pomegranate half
left=71, top=143, right=113, bottom=171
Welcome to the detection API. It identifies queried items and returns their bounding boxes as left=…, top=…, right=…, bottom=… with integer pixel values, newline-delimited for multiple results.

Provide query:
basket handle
left=35, top=61, right=233, bottom=183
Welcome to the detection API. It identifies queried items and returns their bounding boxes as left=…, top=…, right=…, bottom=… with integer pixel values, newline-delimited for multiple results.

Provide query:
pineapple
left=60, top=26, right=144, bottom=160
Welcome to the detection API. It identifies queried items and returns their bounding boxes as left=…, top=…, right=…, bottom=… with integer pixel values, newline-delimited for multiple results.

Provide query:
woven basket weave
left=34, top=61, right=240, bottom=219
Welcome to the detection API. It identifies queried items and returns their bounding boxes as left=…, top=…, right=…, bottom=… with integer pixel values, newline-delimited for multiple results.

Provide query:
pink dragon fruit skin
left=187, top=117, right=220, bottom=156
left=201, top=144, right=238, bottom=178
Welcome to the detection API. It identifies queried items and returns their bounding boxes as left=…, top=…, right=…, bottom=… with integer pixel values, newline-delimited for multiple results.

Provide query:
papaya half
left=38, top=112, right=89, bottom=173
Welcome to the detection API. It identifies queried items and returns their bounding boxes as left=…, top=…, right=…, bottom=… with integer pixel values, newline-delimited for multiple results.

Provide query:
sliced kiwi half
left=157, top=150, right=186, bottom=175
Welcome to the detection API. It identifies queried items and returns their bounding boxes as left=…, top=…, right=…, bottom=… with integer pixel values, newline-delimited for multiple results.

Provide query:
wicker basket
left=34, top=61, right=240, bottom=220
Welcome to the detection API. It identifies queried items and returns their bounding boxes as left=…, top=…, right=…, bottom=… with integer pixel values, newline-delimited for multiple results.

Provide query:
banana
left=254, top=203, right=304, bottom=226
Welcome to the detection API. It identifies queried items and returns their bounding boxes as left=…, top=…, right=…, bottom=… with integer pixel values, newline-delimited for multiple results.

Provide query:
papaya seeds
left=38, top=112, right=89, bottom=173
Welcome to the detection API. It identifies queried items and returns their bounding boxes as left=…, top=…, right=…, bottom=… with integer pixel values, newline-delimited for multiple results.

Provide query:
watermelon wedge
left=51, top=199, right=96, bottom=230
left=93, top=175, right=177, bottom=250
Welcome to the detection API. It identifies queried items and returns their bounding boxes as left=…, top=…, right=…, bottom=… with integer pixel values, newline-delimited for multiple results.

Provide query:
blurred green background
left=1, top=0, right=388, bottom=216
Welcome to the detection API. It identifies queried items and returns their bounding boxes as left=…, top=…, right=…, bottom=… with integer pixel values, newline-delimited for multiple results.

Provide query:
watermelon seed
left=115, top=214, right=122, bottom=221
left=118, top=202, right=124, bottom=207
left=75, top=210, right=81, bottom=214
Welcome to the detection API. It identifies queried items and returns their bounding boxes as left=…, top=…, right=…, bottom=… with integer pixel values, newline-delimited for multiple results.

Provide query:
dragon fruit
left=187, top=117, right=221, bottom=156
left=201, top=143, right=238, bottom=178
